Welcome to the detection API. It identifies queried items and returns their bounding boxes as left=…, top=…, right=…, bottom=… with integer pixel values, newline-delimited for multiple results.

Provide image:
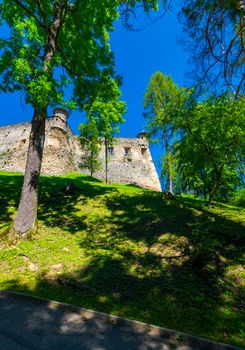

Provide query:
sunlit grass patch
left=0, top=171, right=244, bottom=347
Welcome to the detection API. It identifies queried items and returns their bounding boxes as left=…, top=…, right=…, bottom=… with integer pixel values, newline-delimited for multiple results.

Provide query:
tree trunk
left=168, top=164, right=173, bottom=194
left=207, top=172, right=221, bottom=206
left=10, top=109, right=46, bottom=241
left=163, top=128, right=173, bottom=194
left=105, top=138, right=108, bottom=183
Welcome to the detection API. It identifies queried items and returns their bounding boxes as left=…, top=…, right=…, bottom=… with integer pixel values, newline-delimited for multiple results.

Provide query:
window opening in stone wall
left=107, top=147, right=114, bottom=155
left=124, top=147, right=131, bottom=156
left=141, top=147, right=147, bottom=155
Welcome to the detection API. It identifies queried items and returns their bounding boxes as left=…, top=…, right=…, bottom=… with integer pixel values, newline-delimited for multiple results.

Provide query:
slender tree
left=84, top=92, right=126, bottom=183
left=0, top=1, right=119, bottom=240
left=79, top=121, right=101, bottom=178
left=177, top=95, right=245, bottom=204
left=79, top=76, right=125, bottom=178
left=143, top=71, right=184, bottom=193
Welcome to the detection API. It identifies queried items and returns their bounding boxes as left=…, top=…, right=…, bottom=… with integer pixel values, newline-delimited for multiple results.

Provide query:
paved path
left=0, top=291, right=243, bottom=350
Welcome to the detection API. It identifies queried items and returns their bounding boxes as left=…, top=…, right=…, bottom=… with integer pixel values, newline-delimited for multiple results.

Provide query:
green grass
left=0, top=170, right=244, bottom=347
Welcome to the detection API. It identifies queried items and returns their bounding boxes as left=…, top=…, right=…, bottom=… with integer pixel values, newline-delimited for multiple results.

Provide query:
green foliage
left=143, top=71, right=186, bottom=192
left=0, top=1, right=121, bottom=111
left=84, top=97, right=126, bottom=142
left=0, top=0, right=166, bottom=235
left=177, top=95, right=245, bottom=202
left=144, top=71, right=244, bottom=202
left=143, top=71, right=184, bottom=139
left=230, top=188, right=245, bottom=208
left=0, top=0, right=161, bottom=132
left=79, top=76, right=126, bottom=177
left=79, top=120, right=101, bottom=176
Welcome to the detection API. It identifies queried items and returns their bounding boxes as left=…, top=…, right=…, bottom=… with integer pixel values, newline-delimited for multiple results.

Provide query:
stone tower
left=41, top=108, right=75, bottom=174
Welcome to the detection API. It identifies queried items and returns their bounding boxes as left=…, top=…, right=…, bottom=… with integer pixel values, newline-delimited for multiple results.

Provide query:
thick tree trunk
left=10, top=109, right=46, bottom=241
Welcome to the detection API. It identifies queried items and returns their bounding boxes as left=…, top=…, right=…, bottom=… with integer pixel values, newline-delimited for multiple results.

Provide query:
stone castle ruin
left=0, top=108, right=161, bottom=192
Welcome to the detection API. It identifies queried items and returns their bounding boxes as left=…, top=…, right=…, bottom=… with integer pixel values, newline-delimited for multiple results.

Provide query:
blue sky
left=0, top=5, right=189, bottom=174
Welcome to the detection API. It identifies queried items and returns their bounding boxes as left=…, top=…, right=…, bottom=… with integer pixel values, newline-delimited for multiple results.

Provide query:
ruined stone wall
left=74, top=137, right=161, bottom=191
left=0, top=118, right=76, bottom=175
left=0, top=118, right=161, bottom=192
left=0, top=122, right=31, bottom=172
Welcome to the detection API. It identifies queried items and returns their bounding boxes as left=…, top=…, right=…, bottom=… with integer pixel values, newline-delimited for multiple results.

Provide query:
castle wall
left=0, top=122, right=31, bottom=172
left=0, top=118, right=161, bottom=192
left=0, top=118, right=76, bottom=175
left=74, top=137, right=161, bottom=191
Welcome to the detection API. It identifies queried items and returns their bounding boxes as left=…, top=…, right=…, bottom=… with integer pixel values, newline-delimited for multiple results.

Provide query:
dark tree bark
left=207, top=171, right=221, bottom=206
left=11, top=109, right=46, bottom=240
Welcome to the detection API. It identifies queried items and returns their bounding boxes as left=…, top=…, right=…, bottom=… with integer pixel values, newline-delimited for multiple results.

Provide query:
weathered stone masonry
left=0, top=108, right=161, bottom=192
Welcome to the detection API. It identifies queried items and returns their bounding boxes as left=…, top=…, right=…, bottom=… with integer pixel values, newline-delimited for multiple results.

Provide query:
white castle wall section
left=74, top=137, right=161, bottom=191
left=0, top=118, right=75, bottom=175
left=0, top=122, right=31, bottom=172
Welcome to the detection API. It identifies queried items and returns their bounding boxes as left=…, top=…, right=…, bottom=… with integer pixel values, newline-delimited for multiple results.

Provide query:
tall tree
left=180, top=0, right=245, bottom=95
left=79, top=76, right=125, bottom=178
left=177, top=95, right=245, bottom=204
left=0, top=0, right=166, bottom=241
left=79, top=121, right=101, bottom=178
left=83, top=89, right=126, bottom=182
left=143, top=71, right=185, bottom=193
left=0, top=0, right=119, bottom=240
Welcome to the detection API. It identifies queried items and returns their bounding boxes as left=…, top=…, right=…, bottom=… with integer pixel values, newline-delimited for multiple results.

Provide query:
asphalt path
left=0, top=291, right=243, bottom=350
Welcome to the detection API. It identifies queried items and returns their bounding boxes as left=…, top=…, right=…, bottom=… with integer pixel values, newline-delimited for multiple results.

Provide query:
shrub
left=230, top=188, right=245, bottom=208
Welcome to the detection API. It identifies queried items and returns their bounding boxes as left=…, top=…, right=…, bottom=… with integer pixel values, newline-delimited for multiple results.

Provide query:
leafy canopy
left=143, top=71, right=187, bottom=191
left=0, top=0, right=168, bottom=112
left=0, top=1, right=123, bottom=110
left=177, top=95, right=245, bottom=200
left=143, top=71, right=186, bottom=139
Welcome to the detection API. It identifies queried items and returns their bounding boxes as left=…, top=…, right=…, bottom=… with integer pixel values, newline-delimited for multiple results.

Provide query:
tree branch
left=33, top=0, right=48, bottom=27
left=236, top=72, right=245, bottom=97
left=12, top=0, right=47, bottom=30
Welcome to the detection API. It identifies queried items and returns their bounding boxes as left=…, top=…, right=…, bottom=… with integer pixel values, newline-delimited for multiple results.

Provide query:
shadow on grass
left=0, top=171, right=244, bottom=347
left=38, top=174, right=118, bottom=233
left=1, top=251, right=244, bottom=347
left=0, top=172, right=23, bottom=231
left=0, top=172, right=117, bottom=234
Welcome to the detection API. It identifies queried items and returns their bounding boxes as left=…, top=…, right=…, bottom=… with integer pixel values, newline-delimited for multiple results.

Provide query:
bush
left=230, top=188, right=245, bottom=208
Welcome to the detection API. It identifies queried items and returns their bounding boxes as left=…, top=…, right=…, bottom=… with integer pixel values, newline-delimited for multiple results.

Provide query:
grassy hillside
left=0, top=171, right=244, bottom=347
